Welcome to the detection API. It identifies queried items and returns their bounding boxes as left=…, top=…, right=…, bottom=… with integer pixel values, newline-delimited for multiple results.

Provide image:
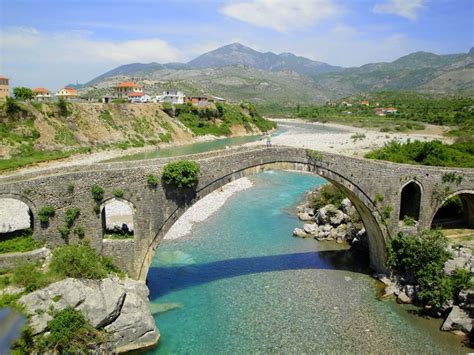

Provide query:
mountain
left=79, top=44, right=474, bottom=105
left=187, top=42, right=342, bottom=76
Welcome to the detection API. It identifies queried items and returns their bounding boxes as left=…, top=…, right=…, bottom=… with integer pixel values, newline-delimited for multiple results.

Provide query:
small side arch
left=399, top=180, right=423, bottom=221
left=0, top=194, right=36, bottom=236
left=100, top=197, right=136, bottom=239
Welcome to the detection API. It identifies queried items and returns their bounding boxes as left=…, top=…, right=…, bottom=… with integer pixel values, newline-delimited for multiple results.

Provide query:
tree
left=13, top=87, right=34, bottom=101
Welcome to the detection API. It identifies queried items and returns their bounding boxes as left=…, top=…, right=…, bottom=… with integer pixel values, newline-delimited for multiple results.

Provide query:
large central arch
left=138, top=160, right=389, bottom=280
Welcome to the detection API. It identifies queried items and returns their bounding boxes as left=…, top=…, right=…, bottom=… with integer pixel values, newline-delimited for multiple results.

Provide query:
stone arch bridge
left=0, top=146, right=473, bottom=280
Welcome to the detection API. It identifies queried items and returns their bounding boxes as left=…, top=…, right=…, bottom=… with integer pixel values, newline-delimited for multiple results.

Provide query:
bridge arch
left=430, top=190, right=474, bottom=229
left=138, top=160, right=390, bottom=280
left=100, top=197, right=136, bottom=238
left=399, top=180, right=423, bottom=222
left=0, top=194, right=36, bottom=236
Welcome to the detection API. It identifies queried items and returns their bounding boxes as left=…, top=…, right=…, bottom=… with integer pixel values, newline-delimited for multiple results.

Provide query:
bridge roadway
left=0, top=146, right=473, bottom=279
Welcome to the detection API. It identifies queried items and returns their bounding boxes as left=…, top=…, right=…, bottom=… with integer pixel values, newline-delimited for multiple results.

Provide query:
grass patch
left=0, top=231, right=43, bottom=254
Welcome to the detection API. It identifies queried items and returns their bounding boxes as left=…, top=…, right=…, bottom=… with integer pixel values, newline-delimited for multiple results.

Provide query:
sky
left=0, top=0, right=473, bottom=90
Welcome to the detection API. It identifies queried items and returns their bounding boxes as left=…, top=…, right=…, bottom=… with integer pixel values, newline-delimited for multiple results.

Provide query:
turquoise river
left=147, top=171, right=468, bottom=354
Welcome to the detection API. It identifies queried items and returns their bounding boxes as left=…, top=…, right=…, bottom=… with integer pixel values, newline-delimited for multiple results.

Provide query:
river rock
left=382, top=285, right=397, bottom=298
left=441, top=306, right=473, bottom=334
left=293, top=228, right=308, bottom=238
left=340, top=198, right=355, bottom=215
left=459, top=288, right=474, bottom=309
left=303, top=223, right=319, bottom=235
left=297, top=212, right=314, bottom=222
left=443, top=257, right=469, bottom=275
left=19, top=277, right=159, bottom=352
left=397, top=291, right=412, bottom=304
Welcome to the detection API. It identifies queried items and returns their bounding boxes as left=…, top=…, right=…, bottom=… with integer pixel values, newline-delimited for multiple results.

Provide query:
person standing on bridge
left=266, top=132, right=272, bottom=148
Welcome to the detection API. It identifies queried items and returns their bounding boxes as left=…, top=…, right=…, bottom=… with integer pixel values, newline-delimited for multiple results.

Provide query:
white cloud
left=0, top=27, right=184, bottom=90
left=373, top=0, right=425, bottom=20
left=220, top=0, right=341, bottom=32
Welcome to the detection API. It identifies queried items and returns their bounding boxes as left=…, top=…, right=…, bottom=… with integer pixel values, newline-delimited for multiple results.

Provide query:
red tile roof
left=128, top=92, right=145, bottom=97
left=116, top=81, right=143, bottom=88
left=0, top=76, right=8, bottom=80
left=33, top=87, right=49, bottom=93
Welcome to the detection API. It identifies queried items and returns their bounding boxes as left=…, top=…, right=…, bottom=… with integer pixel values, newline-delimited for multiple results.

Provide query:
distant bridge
left=0, top=146, right=473, bottom=280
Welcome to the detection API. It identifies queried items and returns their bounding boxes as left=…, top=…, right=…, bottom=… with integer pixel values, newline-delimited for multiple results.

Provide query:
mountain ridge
left=79, top=43, right=474, bottom=104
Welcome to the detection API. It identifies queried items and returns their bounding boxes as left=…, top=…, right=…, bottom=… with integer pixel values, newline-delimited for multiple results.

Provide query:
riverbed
left=148, top=171, right=467, bottom=354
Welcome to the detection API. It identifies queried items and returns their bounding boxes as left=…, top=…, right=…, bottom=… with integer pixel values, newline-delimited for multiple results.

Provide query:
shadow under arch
left=399, top=180, right=423, bottom=221
left=148, top=249, right=371, bottom=299
left=139, top=160, right=390, bottom=281
left=430, top=190, right=474, bottom=229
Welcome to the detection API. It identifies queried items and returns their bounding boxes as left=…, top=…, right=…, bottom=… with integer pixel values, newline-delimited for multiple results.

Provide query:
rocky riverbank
left=292, top=185, right=368, bottom=250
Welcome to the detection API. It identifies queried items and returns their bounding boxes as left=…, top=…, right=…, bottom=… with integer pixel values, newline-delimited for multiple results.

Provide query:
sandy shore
left=164, top=177, right=253, bottom=240
left=248, top=119, right=449, bottom=157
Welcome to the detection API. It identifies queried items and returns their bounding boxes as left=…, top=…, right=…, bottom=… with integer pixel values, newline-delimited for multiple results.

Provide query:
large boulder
left=297, top=212, right=314, bottom=222
left=303, top=223, right=319, bottom=235
left=459, top=288, right=474, bottom=310
left=19, top=277, right=159, bottom=353
left=441, top=306, right=473, bottom=334
left=293, top=228, right=308, bottom=238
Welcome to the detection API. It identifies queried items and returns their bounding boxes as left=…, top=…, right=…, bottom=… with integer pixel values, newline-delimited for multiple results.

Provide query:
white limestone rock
left=441, top=306, right=473, bottom=334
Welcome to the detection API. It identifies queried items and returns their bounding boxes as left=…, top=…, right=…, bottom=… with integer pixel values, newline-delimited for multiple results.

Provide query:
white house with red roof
left=56, top=87, right=78, bottom=99
left=113, top=81, right=144, bottom=99
left=33, top=87, right=51, bottom=101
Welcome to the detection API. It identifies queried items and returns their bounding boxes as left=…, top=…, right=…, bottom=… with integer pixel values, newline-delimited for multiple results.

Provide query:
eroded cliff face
left=0, top=102, right=194, bottom=159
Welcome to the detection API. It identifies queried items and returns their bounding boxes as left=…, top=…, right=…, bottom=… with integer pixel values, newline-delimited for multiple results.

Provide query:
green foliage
left=0, top=293, right=22, bottom=310
left=74, top=225, right=85, bottom=238
left=351, top=133, right=366, bottom=141
left=172, top=102, right=275, bottom=136
left=365, top=139, right=474, bottom=168
left=38, top=206, right=55, bottom=224
left=3, top=97, right=24, bottom=115
left=159, top=132, right=172, bottom=143
left=442, top=172, right=463, bottom=185
left=308, top=184, right=346, bottom=210
left=57, top=225, right=70, bottom=239
left=56, top=97, right=70, bottom=117
left=0, top=231, right=42, bottom=254
left=67, top=183, right=75, bottom=193
left=11, top=262, right=51, bottom=293
left=65, top=207, right=80, bottom=227
left=451, top=268, right=472, bottom=297
left=374, top=193, right=384, bottom=204
left=147, top=174, right=159, bottom=188
left=91, top=184, right=104, bottom=202
left=162, top=160, right=200, bottom=188
left=112, top=189, right=124, bottom=198
left=306, top=149, right=324, bottom=162
left=49, top=243, right=121, bottom=279
left=103, top=231, right=134, bottom=240
left=387, top=230, right=469, bottom=306
left=403, top=215, right=417, bottom=226
left=41, top=308, right=102, bottom=353
left=13, top=87, right=34, bottom=101
left=381, top=206, right=393, bottom=220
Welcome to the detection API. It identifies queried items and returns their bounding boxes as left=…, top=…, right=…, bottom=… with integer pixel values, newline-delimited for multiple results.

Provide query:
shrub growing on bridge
left=161, top=160, right=200, bottom=188
left=38, top=206, right=55, bottom=224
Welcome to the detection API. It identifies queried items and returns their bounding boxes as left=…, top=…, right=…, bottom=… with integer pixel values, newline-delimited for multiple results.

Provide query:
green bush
left=0, top=231, right=42, bottom=254
left=308, top=184, right=346, bottom=210
left=13, top=87, right=34, bottom=101
left=147, top=174, right=159, bottom=188
left=365, top=139, right=474, bottom=168
left=162, top=160, right=200, bottom=188
left=57, top=225, right=70, bottom=239
left=402, top=215, right=416, bottom=226
left=112, top=189, right=124, bottom=198
left=38, top=206, right=55, bottom=224
left=56, top=97, right=70, bottom=117
left=41, top=308, right=102, bottom=352
left=49, top=243, right=121, bottom=279
left=11, top=262, right=51, bottom=292
left=74, top=225, right=85, bottom=238
left=91, top=184, right=104, bottom=202
left=65, top=207, right=80, bottom=227
left=3, top=97, right=23, bottom=115
left=387, top=230, right=470, bottom=306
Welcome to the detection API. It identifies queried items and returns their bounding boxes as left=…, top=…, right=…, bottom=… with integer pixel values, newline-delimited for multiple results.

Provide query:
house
left=186, top=96, right=214, bottom=106
left=0, top=76, right=9, bottom=99
left=113, top=81, right=143, bottom=99
left=56, top=87, right=78, bottom=99
left=33, top=87, right=51, bottom=101
left=156, top=90, right=185, bottom=104
left=130, top=93, right=152, bottom=103
left=359, top=100, right=370, bottom=106
left=384, top=107, right=398, bottom=114
left=341, top=101, right=352, bottom=107
left=374, top=108, right=385, bottom=116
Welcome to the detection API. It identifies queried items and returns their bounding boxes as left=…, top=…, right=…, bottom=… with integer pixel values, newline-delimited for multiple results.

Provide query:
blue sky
left=1, top=0, right=473, bottom=89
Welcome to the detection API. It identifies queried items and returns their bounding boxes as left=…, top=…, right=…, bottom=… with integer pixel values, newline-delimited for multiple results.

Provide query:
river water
left=148, top=171, right=467, bottom=354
